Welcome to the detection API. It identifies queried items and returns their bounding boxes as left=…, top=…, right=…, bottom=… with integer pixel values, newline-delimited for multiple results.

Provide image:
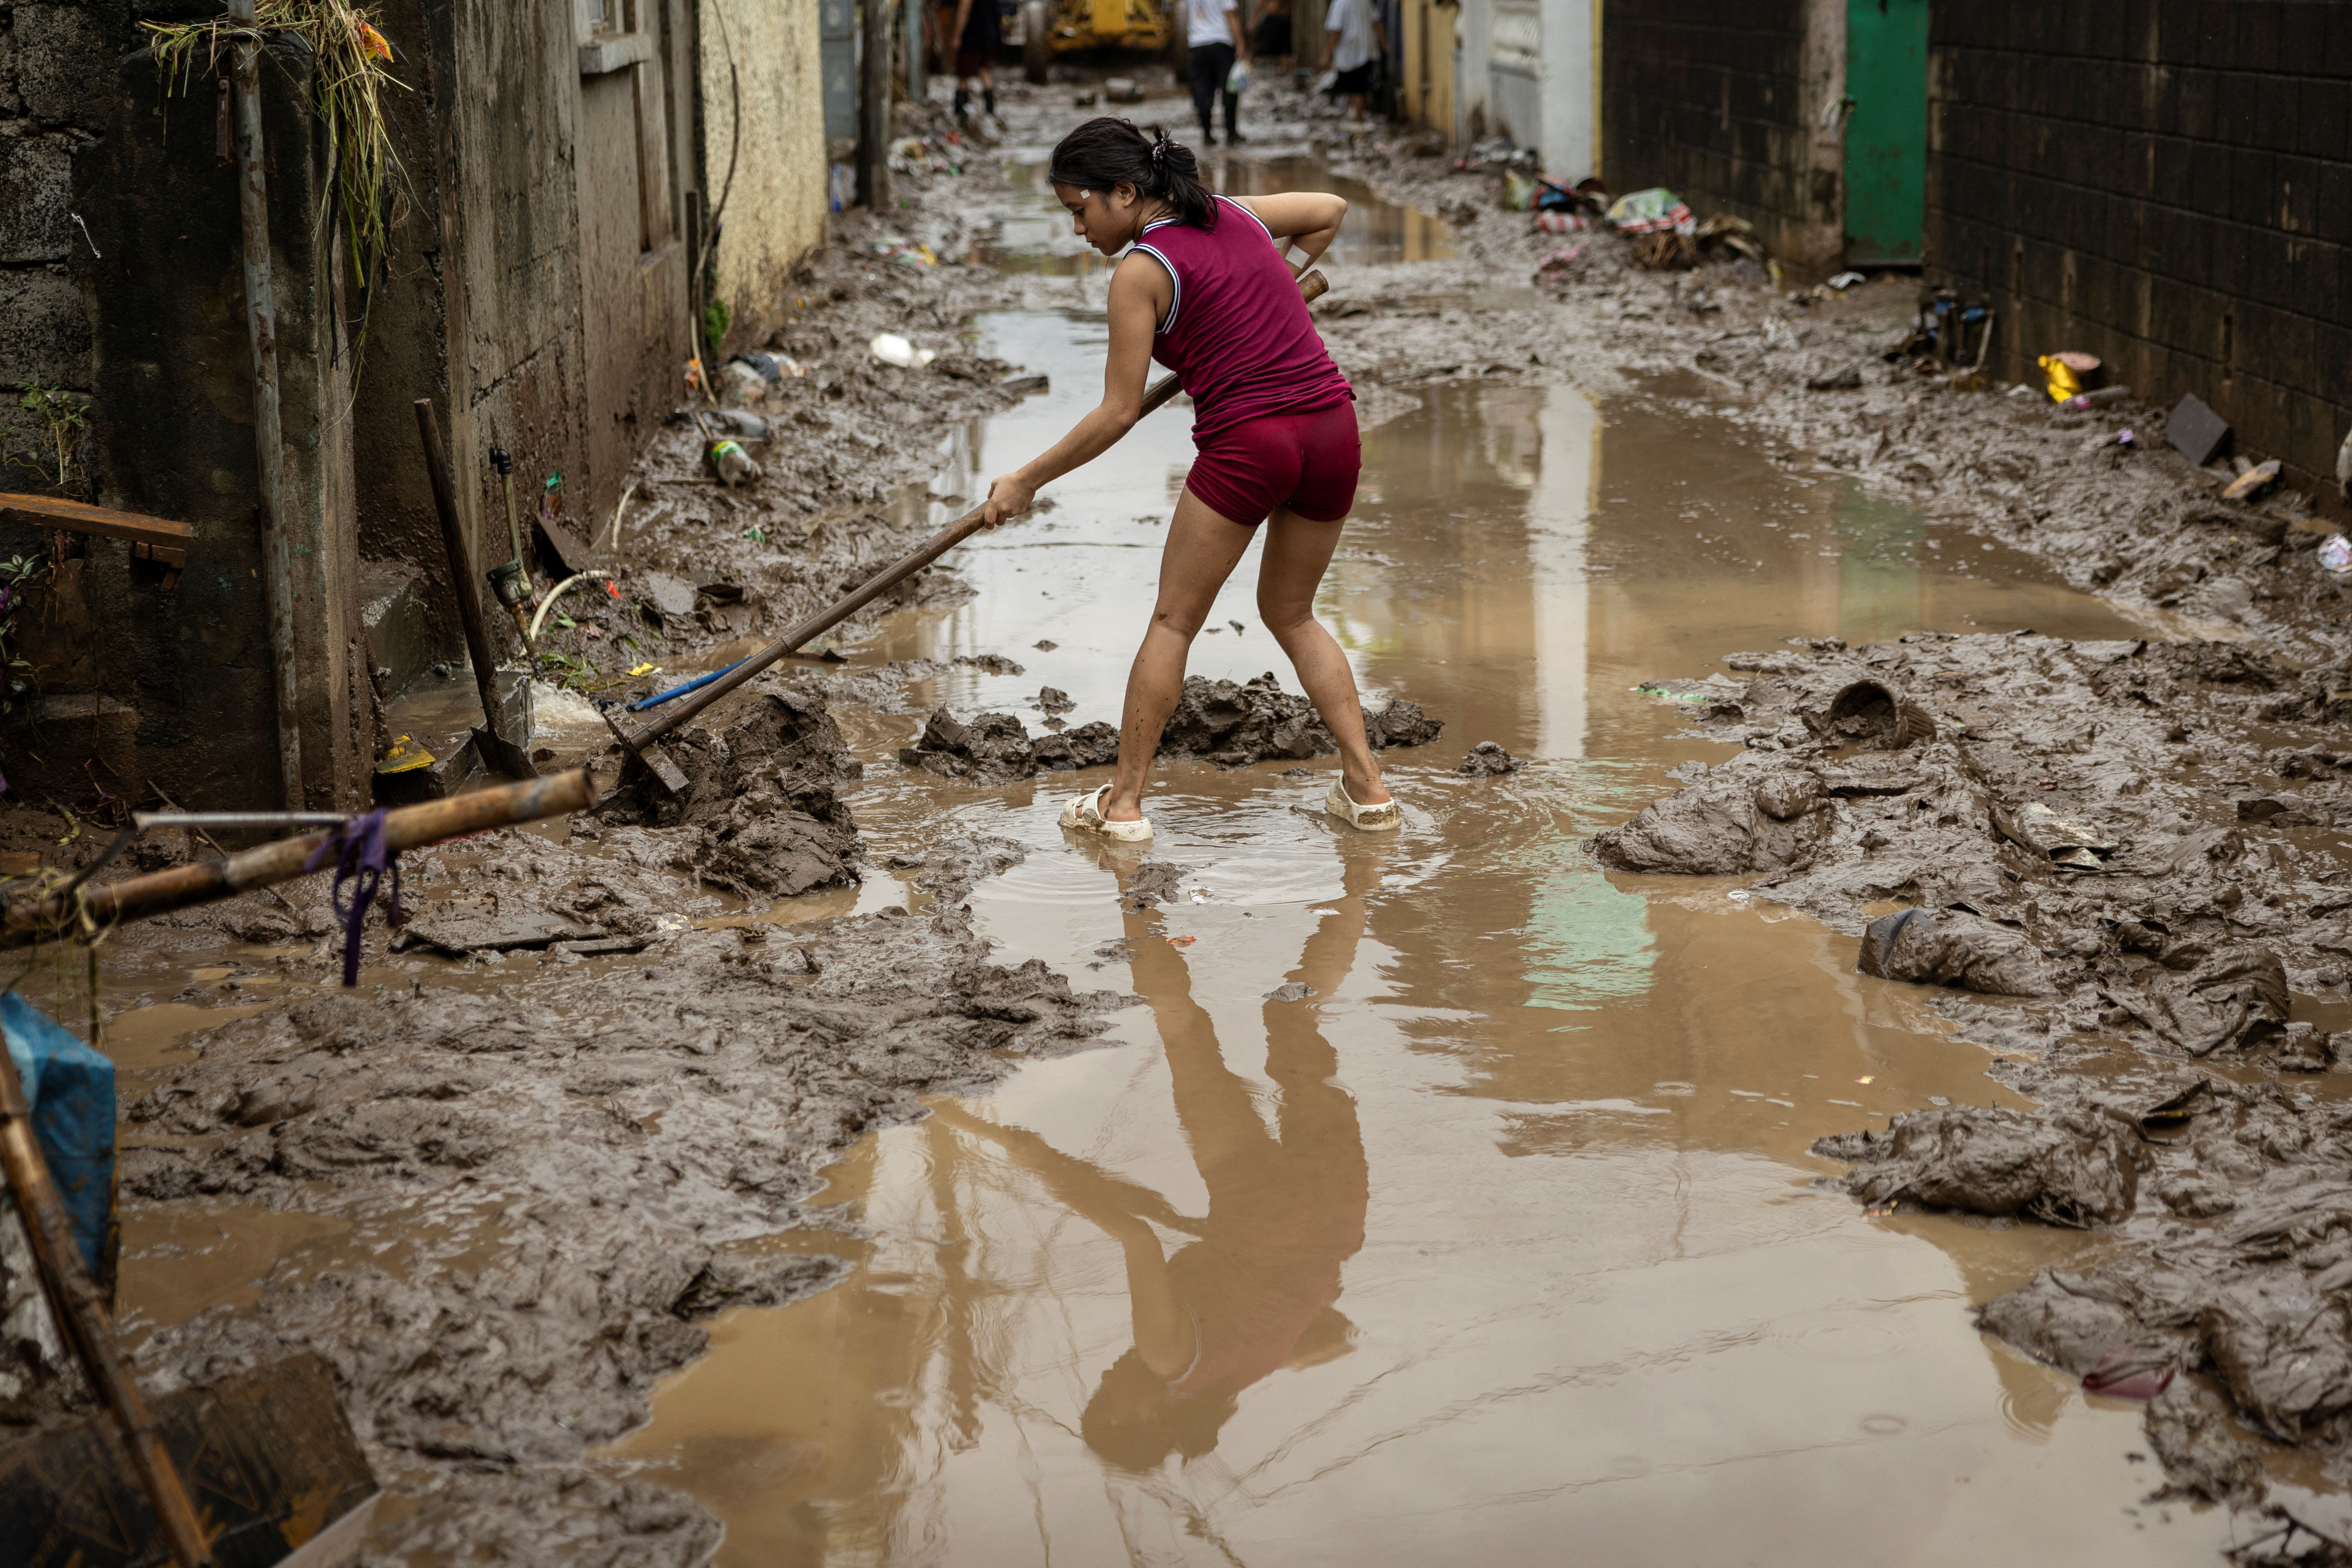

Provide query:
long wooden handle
left=0, top=1049, right=211, bottom=1566
left=414, top=400, right=508, bottom=744
left=1, top=768, right=593, bottom=946
left=626, top=269, right=1331, bottom=747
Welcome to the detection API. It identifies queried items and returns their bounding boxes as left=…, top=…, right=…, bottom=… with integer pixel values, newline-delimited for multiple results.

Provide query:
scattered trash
left=2223, top=458, right=2281, bottom=502
left=1693, top=213, right=1765, bottom=264
left=2063, top=385, right=2132, bottom=410
left=3, top=990, right=117, bottom=1279
left=717, top=359, right=768, bottom=405
left=2318, top=534, right=2352, bottom=575
left=1533, top=242, right=1590, bottom=277
left=2037, top=350, right=2101, bottom=401
left=2166, top=390, right=2231, bottom=466
left=869, top=332, right=936, bottom=368
left=1856, top=1076, right=1874, bottom=1084
left=1606, top=188, right=1694, bottom=235
left=698, top=408, right=771, bottom=441
left=2116, top=428, right=2135, bottom=446
left=1826, top=271, right=1866, bottom=291
left=1991, top=800, right=2119, bottom=870
left=1533, top=211, right=1595, bottom=234
left=1857, top=906, right=2059, bottom=997
left=2080, top=1347, right=2175, bottom=1401
left=1264, top=981, right=1317, bottom=1001
left=709, top=439, right=761, bottom=486
left=375, top=733, right=434, bottom=775
left=1168, top=935, right=1196, bottom=947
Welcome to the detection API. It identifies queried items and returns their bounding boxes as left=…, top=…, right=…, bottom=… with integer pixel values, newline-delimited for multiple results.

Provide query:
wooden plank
left=0, top=495, right=193, bottom=575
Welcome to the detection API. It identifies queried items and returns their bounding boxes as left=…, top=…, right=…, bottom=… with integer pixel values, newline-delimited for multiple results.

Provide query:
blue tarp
left=2, top=991, right=116, bottom=1280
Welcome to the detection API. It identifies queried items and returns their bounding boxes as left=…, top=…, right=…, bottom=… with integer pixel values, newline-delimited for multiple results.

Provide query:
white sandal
left=1060, top=783, right=1153, bottom=842
left=1325, top=779, right=1401, bottom=832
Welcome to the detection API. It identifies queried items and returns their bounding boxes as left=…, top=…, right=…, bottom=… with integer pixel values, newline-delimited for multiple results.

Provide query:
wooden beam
left=0, top=494, right=193, bottom=586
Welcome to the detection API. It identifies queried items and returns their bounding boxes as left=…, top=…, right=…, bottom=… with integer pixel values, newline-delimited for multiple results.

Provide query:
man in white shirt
left=1322, top=0, right=1385, bottom=121
left=1187, top=0, right=1250, bottom=145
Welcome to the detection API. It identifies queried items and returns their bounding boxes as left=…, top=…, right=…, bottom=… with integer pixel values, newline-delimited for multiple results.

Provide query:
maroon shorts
left=955, top=48, right=992, bottom=77
left=1184, top=401, right=1361, bottom=526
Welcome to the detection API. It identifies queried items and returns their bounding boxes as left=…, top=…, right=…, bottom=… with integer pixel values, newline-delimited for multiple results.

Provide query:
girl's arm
left=979, top=251, right=1169, bottom=525
left=1233, top=191, right=1348, bottom=271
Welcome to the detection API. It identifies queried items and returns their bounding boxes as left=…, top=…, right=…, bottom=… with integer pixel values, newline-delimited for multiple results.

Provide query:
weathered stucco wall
left=699, top=0, right=830, bottom=349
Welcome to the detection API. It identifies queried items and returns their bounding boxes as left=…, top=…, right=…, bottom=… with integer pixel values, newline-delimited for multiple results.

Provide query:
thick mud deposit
left=898, top=671, right=1441, bottom=780
left=1595, top=628, right=2352, bottom=1508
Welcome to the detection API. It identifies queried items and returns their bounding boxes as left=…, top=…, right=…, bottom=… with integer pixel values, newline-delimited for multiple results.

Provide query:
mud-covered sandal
left=1325, top=780, right=1401, bottom=832
left=1061, top=783, right=1152, bottom=843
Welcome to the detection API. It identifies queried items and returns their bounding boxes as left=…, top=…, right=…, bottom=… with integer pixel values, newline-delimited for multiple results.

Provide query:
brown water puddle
left=593, top=368, right=2241, bottom=1558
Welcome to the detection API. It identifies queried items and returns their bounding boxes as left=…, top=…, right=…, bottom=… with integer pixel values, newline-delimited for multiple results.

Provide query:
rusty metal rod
left=0, top=1047, right=211, bottom=1567
left=618, top=269, right=1331, bottom=751
left=1, top=769, right=592, bottom=947
left=230, top=0, right=302, bottom=811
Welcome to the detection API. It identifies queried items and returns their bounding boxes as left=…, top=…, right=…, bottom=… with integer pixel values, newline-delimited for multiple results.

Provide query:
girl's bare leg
left=1101, top=489, right=1256, bottom=820
left=1258, top=506, right=1388, bottom=804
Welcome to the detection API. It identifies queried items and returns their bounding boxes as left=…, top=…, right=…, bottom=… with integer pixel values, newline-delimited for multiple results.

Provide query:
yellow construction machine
left=1020, top=0, right=1171, bottom=81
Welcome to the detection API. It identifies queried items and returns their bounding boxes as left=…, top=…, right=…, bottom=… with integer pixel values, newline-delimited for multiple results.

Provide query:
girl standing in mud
left=978, top=116, right=1398, bottom=840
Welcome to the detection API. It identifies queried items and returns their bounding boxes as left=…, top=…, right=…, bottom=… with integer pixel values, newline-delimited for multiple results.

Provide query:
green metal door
left=1844, top=0, right=1928, bottom=265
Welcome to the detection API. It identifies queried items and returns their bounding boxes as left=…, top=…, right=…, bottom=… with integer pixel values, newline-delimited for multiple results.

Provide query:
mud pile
left=1594, top=632, right=2352, bottom=1068
left=1812, top=1066, right=2352, bottom=1507
left=597, top=684, right=866, bottom=898
left=899, top=672, right=1444, bottom=779
left=122, top=831, right=1132, bottom=1556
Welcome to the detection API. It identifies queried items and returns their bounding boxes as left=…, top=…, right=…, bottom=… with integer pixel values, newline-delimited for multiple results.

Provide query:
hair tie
left=1149, top=132, right=1172, bottom=167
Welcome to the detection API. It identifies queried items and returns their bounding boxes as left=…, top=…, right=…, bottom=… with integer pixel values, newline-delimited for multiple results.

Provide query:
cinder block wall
left=1930, top=3, right=2352, bottom=488
left=0, top=2, right=106, bottom=497
left=1601, top=0, right=1846, bottom=274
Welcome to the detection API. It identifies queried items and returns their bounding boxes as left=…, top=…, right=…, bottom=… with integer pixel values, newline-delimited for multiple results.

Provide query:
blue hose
left=627, top=657, right=748, bottom=712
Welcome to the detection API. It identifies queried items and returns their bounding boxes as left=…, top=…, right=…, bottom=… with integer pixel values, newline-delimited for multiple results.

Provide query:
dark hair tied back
left=1047, top=116, right=1217, bottom=230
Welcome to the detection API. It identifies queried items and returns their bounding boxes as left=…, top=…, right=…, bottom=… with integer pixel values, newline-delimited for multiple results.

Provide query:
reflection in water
left=937, top=843, right=1376, bottom=1474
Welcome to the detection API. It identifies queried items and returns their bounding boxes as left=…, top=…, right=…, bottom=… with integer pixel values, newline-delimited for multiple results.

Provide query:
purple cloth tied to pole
left=302, top=809, right=405, bottom=987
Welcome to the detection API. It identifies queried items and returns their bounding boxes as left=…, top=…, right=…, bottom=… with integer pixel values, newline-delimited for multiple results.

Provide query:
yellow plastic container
left=2038, top=351, right=2101, bottom=402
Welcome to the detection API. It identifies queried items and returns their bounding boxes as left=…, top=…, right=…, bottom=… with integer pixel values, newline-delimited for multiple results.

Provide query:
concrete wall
left=1600, top=0, right=1846, bottom=274
left=1929, top=1, right=2352, bottom=491
left=56, top=31, right=369, bottom=809
left=699, top=0, right=830, bottom=352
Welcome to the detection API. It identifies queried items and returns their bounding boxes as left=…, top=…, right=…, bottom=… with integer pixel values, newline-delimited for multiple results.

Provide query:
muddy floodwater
left=578, top=260, right=2244, bottom=1555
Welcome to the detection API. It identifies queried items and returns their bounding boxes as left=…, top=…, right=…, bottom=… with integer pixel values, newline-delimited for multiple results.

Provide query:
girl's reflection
left=932, top=840, right=1380, bottom=1472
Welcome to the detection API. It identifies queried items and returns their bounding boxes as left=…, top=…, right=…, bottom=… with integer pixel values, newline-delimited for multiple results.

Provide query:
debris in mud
left=1120, top=860, right=1187, bottom=910
left=955, top=653, right=1026, bottom=676
left=1264, top=982, right=1318, bottom=1002
left=1811, top=1103, right=2141, bottom=1227
left=899, top=673, right=1444, bottom=779
left=1454, top=741, right=1524, bottom=776
left=1856, top=907, right=2056, bottom=997
left=600, top=685, right=863, bottom=827
left=1037, top=686, right=1075, bottom=714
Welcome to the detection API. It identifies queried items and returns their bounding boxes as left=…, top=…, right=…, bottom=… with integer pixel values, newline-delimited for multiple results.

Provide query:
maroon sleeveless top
left=1134, top=196, right=1355, bottom=443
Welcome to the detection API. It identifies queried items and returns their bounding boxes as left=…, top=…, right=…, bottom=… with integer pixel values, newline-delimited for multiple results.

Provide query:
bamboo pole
left=0, top=1046, right=210, bottom=1566
left=0, top=769, right=593, bottom=948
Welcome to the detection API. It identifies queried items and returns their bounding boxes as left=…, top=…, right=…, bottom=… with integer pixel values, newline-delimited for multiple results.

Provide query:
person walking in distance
left=948, top=0, right=1000, bottom=124
left=1185, top=0, right=1250, bottom=145
left=977, top=118, right=1401, bottom=840
left=1251, top=0, right=1296, bottom=74
left=1322, top=0, right=1385, bottom=121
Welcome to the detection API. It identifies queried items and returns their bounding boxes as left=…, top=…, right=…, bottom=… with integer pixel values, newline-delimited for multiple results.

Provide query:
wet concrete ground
left=577, top=204, right=2247, bottom=1556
